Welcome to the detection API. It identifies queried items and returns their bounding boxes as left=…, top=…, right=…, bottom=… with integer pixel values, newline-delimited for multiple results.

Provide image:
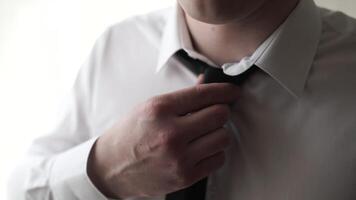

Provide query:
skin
left=88, top=0, right=299, bottom=198
left=179, top=0, right=299, bottom=65
left=88, top=83, right=237, bottom=198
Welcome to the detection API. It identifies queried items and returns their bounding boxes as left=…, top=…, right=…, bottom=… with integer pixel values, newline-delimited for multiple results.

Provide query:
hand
left=87, top=83, right=239, bottom=199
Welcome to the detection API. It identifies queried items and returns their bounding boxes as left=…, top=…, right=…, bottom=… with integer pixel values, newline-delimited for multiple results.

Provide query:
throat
left=184, top=0, right=299, bottom=66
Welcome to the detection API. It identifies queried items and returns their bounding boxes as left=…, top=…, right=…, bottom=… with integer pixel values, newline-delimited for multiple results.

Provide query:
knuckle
left=166, top=153, right=192, bottom=187
left=213, top=105, right=230, bottom=123
left=160, top=124, right=180, bottom=147
left=157, top=131, right=181, bottom=158
left=145, top=96, right=170, bottom=117
left=165, top=145, right=180, bottom=161
left=194, top=84, right=208, bottom=98
left=220, top=83, right=236, bottom=93
left=157, top=132, right=172, bottom=147
left=172, top=161, right=192, bottom=187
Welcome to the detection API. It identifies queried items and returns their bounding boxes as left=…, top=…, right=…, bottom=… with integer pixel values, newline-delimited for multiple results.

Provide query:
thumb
left=196, top=74, right=205, bottom=85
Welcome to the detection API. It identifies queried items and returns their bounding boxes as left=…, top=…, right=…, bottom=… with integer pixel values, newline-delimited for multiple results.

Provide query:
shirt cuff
left=50, top=137, right=109, bottom=200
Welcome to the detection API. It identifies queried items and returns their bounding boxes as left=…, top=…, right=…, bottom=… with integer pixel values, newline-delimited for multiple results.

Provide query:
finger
left=187, top=128, right=231, bottom=164
left=196, top=74, right=205, bottom=84
left=177, top=104, right=230, bottom=141
left=191, top=151, right=226, bottom=181
left=161, top=83, right=239, bottom=115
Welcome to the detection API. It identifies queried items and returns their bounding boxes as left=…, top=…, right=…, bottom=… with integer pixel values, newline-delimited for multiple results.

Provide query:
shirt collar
left=255, top=0, right=322, bottom=98
left=155, top=5, right=193, bottom=72
left=156, top=0, right=322, bottom=98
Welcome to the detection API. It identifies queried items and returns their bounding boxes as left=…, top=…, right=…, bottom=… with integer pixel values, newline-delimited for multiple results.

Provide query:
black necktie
left=165, top=50, right=258, bottom=200
left=174, top=50, right=258, bottom=84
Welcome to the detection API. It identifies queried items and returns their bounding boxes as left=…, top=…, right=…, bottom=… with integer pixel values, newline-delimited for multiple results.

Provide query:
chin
left=177, top=0, right=265, bottom=25
left=185, top=10, right=240, bottom=25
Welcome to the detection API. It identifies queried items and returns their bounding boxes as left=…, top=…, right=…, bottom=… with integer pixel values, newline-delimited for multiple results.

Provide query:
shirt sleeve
left=7, top=28, right=114, bottom=200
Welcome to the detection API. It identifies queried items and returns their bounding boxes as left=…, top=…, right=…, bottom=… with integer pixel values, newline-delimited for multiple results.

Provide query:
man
left=8, top=0, right=356, bottom=199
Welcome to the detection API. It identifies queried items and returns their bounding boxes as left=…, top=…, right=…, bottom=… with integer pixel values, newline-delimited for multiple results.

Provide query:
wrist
left=87, top=139, right=118, bottom=199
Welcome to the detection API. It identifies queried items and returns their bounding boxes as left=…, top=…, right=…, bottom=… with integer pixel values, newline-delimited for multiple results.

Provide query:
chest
left=212, top=69, right=356, bottom=200
left=92, top=59, right=356, bottom=199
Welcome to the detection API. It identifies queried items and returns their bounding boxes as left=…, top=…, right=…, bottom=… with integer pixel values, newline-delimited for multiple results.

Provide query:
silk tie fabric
left=165, top=50, right=258, bottom=200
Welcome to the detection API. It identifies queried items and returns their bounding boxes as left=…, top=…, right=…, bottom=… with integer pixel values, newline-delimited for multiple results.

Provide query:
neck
left=185, top=0, right=299, bottom=65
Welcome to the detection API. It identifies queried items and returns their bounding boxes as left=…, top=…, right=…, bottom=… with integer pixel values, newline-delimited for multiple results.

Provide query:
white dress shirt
left=8, top=0, right=356, bottom=199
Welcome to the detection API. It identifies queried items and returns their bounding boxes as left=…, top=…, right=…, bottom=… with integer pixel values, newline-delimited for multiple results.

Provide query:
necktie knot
left=175, top=50, right=258, bottom=85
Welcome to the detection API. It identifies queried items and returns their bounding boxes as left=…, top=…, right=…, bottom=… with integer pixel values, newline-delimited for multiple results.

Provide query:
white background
left=0, top=0, right=355, bottom=199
